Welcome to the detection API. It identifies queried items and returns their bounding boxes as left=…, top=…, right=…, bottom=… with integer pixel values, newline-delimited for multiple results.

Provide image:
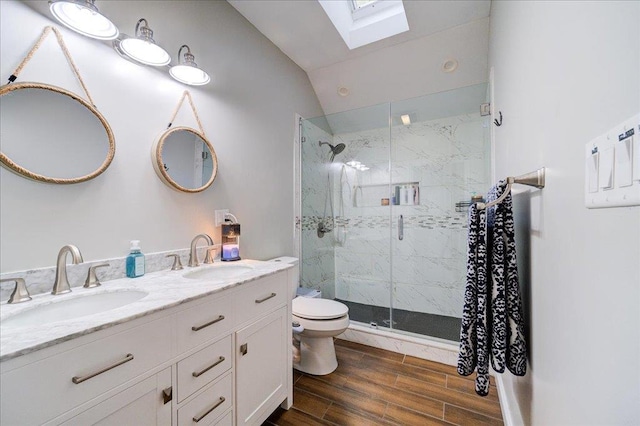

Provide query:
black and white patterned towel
left=458, top=181, right=527, bottom=397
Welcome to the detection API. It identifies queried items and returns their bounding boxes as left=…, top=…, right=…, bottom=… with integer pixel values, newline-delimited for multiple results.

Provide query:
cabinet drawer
left=177, top=335, right=232, bottom=403
left=215, top=410, right=233, bottom=426
left=178, top=372, right=233, bottom=426
left=176, top=293, right=235, bottom=353
left=0, top=316, right=172, bottom=426
left=235, top=273, right=287, bottom=326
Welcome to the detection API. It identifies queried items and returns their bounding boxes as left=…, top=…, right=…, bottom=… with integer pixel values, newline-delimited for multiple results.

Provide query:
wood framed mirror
left=151, top=126, right=218, bottom=193
left=0, top=82, right=115, bottom=184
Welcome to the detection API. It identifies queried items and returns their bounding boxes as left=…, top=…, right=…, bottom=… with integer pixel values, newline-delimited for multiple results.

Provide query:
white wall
left=489, top=1, right=640, bottom=424
left=0, top=0, right=323, bottom=272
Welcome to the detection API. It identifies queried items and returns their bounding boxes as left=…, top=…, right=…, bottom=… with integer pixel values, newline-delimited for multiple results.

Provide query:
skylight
left=319, top=0, right=409, bottom=50
left=352, top=0, right=377, bottom=10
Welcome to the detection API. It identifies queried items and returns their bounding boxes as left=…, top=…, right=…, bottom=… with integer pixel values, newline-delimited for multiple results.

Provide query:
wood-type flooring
left=264, top=339, right=504, bottom=426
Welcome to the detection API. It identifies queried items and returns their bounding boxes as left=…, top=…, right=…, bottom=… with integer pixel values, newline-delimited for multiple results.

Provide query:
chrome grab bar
left=192, top=356, right=225, bottom=378
left=72, top=353, right=134, bottom=384
left=191, top=315, right=225, bottom=332
left=255, top=292, right=276, bottom=304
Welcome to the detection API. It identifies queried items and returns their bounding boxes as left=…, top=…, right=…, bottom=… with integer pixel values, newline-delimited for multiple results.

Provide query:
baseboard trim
left=337, top=322, right=459, bottom=366
left=495, top=372, right=525, bottom=426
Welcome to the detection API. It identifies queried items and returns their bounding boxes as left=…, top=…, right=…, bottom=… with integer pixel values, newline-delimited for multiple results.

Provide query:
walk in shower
left=298, top=83, right=491, bottom=343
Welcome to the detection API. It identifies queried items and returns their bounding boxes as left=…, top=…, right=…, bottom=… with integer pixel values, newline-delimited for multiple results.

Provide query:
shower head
left=319, top=141, right=346, bottom=162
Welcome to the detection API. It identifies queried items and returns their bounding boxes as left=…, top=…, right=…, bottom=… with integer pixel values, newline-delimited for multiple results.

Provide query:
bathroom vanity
left=0, top=260, right=294, bottom=426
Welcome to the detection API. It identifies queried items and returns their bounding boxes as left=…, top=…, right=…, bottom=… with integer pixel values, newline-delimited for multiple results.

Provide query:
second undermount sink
left=183, top=264, right=254, bottom=280
left=1, top=290, right=148, bottom=329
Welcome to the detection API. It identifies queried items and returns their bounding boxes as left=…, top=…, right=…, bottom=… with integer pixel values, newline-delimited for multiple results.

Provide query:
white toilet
left=268, top=257, right=350, bottom=376
left=292, top=296, right=349, bottom=375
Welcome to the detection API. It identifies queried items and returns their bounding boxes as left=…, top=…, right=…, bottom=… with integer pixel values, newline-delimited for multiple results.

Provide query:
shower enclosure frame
left=294, top=83, right=492, bottom=344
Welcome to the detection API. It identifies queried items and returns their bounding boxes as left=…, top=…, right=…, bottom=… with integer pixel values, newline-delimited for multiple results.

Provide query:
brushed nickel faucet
left=188, top=234, right=215, bottom=267
left=0, top=278, right=32, bottom=304
left=84, top=263, right=109, bottom=288
left=52, top=245, right=84, bottom=295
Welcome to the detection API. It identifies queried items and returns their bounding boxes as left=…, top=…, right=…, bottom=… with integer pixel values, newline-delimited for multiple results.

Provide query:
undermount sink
left=183, top=264, right=254, bottom=280
left=1, top=290, right=148, bottom=329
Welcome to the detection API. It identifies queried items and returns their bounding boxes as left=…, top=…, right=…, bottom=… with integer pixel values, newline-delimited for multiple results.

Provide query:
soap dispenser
left=126, top=240, right=145, bottom=278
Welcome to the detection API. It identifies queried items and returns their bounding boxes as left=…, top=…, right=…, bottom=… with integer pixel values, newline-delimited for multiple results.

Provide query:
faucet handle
left=166, top=254, right=184, bottom=271
left=204, top=245, right=220, bottom=264
left=84, top=263, right=109, bottom=288
left=1, top=278, right=32, bottom=304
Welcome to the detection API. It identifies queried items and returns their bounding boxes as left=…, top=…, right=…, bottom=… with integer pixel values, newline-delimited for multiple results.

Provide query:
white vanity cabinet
left=60, top=367, right=172, bottom=426
left=0, top=268, right=293, bottom=426
left=234, top=273, right=289, bottom=425
left=236, top=308, right=287, bottom=426
left=0, top=314, right=173, bottom=425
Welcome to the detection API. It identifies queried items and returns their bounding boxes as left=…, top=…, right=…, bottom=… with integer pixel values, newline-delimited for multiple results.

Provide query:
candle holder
left=221, top=223, right=241, bottom=261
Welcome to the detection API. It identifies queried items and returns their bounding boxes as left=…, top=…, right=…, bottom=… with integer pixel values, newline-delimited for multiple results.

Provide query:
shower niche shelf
left=354, top=181, right=420, bottom=207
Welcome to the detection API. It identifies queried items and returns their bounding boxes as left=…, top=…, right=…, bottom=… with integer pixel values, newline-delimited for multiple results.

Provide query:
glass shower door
left=301, top=103, right=392, bottom=330
left=389, top=84, right=491, bottom=341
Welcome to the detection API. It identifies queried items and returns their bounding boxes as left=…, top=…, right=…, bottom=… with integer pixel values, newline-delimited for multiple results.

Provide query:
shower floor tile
left=264, top=340, right=503, bottom=426
left=336, top=299, right=462, bottom=342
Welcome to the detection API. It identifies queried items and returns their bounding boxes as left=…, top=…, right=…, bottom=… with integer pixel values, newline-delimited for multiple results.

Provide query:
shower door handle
left=398, top=215, right=403, bottom=241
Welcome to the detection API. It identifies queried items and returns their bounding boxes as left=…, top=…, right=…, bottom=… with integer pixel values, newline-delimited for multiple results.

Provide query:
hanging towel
left=458, top=180, right=527, bottom=397
left=487, top=183, right=527, bottom=378
left=457, top=203, right=491, bottom=395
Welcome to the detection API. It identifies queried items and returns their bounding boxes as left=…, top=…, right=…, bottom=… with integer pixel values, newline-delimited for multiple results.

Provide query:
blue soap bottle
left=126, top=240, right=145, bottom=278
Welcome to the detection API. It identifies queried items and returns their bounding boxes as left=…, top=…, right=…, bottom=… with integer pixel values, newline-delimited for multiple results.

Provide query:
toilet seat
left=292, top=297, right=348, bottom=320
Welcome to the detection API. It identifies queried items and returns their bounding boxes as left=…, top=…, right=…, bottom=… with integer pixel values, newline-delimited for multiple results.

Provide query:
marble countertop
left=0, top=259, right=294, bottom=362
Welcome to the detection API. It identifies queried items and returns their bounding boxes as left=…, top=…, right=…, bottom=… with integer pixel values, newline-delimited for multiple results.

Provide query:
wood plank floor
left=264, top=339, right=504, bottom=426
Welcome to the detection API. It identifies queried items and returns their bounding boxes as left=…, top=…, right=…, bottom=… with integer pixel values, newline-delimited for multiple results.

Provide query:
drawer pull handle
left=192, top=356, right=225, bottom=378
left=192, top=396, right=225, bottom=423
left=72, top=353, right=134, bottom=384
left=191, top=315, right=225, bottom=332
left=255, top=292, right=276, bottom=304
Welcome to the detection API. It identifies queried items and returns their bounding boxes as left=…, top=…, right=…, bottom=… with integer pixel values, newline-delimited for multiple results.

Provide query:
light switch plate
left=585, top=113, right=640, bottom=208
left=215, top=209, right=229, bottom=227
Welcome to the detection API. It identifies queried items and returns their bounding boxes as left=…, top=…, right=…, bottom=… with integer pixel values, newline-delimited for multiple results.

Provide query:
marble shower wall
left=334, top=113, right=490, bottom=318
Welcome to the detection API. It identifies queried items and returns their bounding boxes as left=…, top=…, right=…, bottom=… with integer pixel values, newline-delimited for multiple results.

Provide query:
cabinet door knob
left=162, top=387, right=172, bottom=404
left=240, top=343, right=248, bottom=356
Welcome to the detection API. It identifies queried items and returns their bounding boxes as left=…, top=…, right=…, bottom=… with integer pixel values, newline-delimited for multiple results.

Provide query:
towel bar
left=476, top=167, right=545, bottom=210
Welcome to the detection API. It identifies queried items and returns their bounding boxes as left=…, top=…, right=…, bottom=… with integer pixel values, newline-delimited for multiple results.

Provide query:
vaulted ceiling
left=228, top=0, right=491, bottom=115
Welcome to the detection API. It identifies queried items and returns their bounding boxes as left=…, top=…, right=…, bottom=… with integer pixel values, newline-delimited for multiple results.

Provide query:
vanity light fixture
left=49, top=0, right=119, bottom=40
left=169, top=45, right=211, bottom=86
left=114, top=18, right=171, bottom=66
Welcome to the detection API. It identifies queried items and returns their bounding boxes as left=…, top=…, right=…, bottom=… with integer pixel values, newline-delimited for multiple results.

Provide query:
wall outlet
left=215, top=209, right=229, bottom=227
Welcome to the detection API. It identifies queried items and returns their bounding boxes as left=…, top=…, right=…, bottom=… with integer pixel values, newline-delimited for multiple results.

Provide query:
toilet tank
left=267, top=257, right=299, bottom=299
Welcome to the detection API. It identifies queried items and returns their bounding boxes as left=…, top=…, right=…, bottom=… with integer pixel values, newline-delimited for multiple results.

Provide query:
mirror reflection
left=0, top=83, right=115, bottom=183
left=153, top=127, right=217, bottom=192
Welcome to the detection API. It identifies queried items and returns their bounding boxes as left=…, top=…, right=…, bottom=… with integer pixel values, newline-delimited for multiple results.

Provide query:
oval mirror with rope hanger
left=151, top=90, right=218, bottom=193
left=0, top=26, right=115, bottom=184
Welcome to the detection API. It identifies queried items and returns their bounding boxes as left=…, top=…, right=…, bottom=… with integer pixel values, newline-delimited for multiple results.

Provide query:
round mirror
left=0, top=82, right=115, bottom=184
left=152, top=126, right=218, bottom=193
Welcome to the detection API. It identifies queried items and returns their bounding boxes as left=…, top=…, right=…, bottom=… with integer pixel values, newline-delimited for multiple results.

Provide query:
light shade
left=170, top=45, right=210, bottom=86
left=114, top=18, right=170, bottom=67
left=49, top=0, right=119, bottom=40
